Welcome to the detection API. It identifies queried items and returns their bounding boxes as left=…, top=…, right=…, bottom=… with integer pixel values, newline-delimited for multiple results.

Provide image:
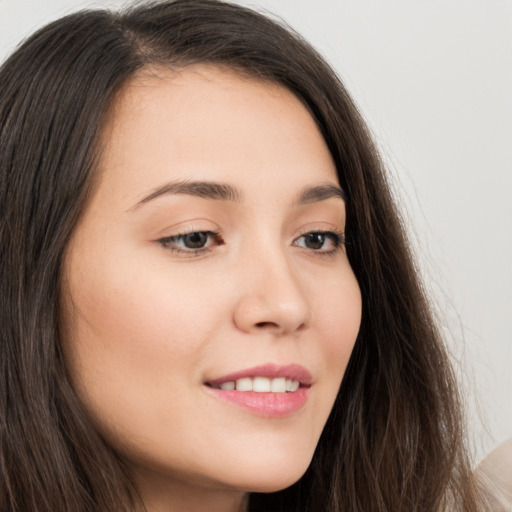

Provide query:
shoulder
left=475, top=438, right=512, bottom=511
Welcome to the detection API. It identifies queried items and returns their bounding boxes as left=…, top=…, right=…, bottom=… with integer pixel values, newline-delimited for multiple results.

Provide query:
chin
left=218, top=452, right=312, bottom=494
left=244, top=473, right=306, bottom=494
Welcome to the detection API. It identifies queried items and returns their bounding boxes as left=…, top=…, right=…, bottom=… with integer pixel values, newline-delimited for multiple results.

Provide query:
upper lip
left=205, top=363, right=313, bottom=387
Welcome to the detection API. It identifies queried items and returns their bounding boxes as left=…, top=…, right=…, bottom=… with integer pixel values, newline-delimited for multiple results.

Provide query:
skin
left=61, top=65, right=362, bottom=512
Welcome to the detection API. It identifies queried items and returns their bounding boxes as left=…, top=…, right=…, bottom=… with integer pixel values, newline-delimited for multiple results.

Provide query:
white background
left=1, top=0, right=510, bottom=462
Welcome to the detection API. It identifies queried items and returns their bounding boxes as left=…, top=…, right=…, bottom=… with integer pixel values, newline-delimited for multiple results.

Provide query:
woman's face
left=61, top=65, right=361, bottom=508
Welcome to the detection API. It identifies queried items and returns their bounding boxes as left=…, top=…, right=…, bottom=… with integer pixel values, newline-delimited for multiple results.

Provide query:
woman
left=0, top=1, right=485, bottom=510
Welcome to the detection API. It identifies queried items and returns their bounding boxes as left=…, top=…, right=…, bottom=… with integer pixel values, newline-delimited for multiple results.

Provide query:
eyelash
left=157, top=230, right=224, bottom=256
left=156, top=229, right=346, bottom=258
left=293, top=229, right=346, bottom=257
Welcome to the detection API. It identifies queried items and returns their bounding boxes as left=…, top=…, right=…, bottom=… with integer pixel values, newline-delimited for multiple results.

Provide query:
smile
left=204, top=364, right=312, bottom=417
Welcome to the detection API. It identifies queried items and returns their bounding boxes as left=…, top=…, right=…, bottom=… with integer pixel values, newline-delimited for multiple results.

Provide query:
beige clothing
left=475, top=438, right=512, bottom=511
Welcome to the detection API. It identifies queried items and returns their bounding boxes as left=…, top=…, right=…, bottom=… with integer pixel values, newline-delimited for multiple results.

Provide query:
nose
left=232, top=247, right=310, bottom=337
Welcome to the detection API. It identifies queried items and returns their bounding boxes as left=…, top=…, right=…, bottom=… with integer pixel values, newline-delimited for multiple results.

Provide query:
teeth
left=270, top=377, right=286, bottom=393
left=235, top=377, right=252, bottom=391
left=212, top=377, right=301, bottom=393
left=289, top=380, right=300, bottom=392
left=253, top=377, right=271, bottom=392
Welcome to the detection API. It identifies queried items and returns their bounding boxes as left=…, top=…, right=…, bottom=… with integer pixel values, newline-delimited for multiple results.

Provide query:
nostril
left=255, top=321, right=279, bottom=329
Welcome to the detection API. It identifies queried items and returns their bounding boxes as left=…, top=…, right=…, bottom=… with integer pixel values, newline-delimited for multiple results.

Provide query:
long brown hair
left=0, top=1, right=482, bottom=510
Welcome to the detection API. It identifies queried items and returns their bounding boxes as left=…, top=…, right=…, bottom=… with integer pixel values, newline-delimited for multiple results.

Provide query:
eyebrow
left=129, top=179, right=346, bottom=211
left=296, top=183, right=347, bottom=204
left=129, top=180, right=241, bottom=211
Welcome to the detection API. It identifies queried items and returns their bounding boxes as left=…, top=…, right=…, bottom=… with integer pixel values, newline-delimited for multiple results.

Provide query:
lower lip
left=205, top=387, right=309, bottom=418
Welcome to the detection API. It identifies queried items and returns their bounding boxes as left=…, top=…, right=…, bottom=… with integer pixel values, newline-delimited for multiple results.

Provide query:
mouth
left=203, top=363, right=312, bottom=417
left=206, top=376, right=303, bottom=393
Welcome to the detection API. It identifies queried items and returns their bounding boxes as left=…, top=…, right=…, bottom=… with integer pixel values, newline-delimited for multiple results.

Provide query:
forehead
left=94, top=64, right=338, bottom=209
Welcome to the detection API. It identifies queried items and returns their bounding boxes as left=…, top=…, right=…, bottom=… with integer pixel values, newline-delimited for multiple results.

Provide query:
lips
left=204, top=363, right=312, bottom=418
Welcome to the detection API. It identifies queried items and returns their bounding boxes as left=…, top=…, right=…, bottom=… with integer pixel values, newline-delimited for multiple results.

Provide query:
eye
left=178, top=232, right=209, bottom=249
left=294, top=231, right=345, bottom=254
left=157, top=230, right=223, bottom=256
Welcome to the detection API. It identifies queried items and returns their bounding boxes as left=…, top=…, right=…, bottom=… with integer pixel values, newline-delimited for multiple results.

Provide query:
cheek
left=66, top=248, right=217, bottom=353
left=60, top=248, right=225, bottom=428
left=312, top=267, right=362, bottom=382
left=320, top=268, right=361, bottom=337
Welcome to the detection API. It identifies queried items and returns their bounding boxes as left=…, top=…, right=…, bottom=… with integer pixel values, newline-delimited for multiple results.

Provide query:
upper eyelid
left=294, top=226, right=345, bottom=242
left=157, top=228, right=343, bottom=240
left=155, top=224, right=218, bottom=241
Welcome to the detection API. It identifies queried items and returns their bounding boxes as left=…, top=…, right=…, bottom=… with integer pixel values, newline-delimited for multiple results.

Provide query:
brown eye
left=303, top=232, right=326, bottom=250
left=182, top=232, right=208, bottom=249
left=157, top=231, right=222, bottom=256
left=294, top=231, right=345, bottom=254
